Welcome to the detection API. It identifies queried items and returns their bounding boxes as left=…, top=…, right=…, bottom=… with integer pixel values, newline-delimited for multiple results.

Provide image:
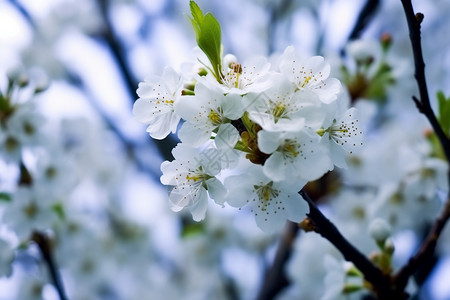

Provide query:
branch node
left=412, top=96, right=423, bottom=112
left=299, top=217, right=318, bottom=233
left=415, top=12, right=424, bottom=24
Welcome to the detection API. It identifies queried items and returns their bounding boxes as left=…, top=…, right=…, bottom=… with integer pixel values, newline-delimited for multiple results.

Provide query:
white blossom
left=279, top=46, right=341, bottom=104
left=224, top=164, right=307, bottom=232
left=160, top=144, right=226, bottom=221
left=133, top=67, right=183, bottom=139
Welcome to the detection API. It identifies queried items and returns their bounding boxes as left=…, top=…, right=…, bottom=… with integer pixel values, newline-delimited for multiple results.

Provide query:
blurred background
left=1, top=0, right=450, bottom=299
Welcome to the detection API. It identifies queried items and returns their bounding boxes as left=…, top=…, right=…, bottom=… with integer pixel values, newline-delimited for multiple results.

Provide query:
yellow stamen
left=301, top=76, right=312, bottom=88
left=281, top=139, right=299, bottom=157
left=254, top=182, right=280, bottom=210
left=272, top=101, right=286, bottom=122
left=208, top=110, right=222, bottom=126
left=186, top=174, right=204, bottom=182
left=235, top=73, right=241, bottom=88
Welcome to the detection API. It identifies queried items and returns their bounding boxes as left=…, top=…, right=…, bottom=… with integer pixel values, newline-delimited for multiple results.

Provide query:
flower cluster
left=133, top=2, right=363, bottom=232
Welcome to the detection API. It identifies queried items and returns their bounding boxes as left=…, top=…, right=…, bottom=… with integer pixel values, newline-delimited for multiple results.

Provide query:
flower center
left=301, top=76, right=312, bottom=88
left=254, top=181, right=280, bottom=207
left=280, top=139, right=299, bottom=158
left=186, top=173, right=205, bottom=182
left=208, top=109, right=223, bottom=126
left=270, top=101, right=287, bottom=122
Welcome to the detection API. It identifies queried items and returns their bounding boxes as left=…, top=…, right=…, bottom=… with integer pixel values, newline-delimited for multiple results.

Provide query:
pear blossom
left=133, top=67, right=183, bottom=139
left=175, top=82, right=244, bottom=147
left=0, top=133, right=22, bottom=163
left=286, top=233, right=341, bottom=300
left=160, top=143, right=226, bottom=221
left=200, top=54, right=272, bottom=95
left=371, top=182, right=441, bottom=231
left=224, top=164, right=307, bottom=232
left=243, top=77, right=324, bottom=131
left=258, top=128, right=332, bottom=181
left=279, top=46, right=341, bottom=104
left=5, top=104, right=45, bottom=147
left=322, top=255, right=364, bottom=300
left=1, top=187, right=58, bottom=241
left=0, top=238, right=14, bottom=277
left=318, top=107, right=363, bottom=168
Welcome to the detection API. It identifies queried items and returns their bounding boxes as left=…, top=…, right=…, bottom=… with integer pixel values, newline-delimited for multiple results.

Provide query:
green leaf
left=188, top=1, right=222, bottom=82
left=437, top=91, right=450, bottom=137
left=51, top=202, right=66, bottom=220
left=189, top=1, right=203, bottom=38
left=0, top=192, right=12, bottom=202
left=181, top=222, right=205, bottom=238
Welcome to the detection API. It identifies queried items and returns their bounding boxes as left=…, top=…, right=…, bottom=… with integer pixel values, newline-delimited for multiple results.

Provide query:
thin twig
left=95, top=0, right=178, bottom=162
left=347, top=0, right=380, bottom=42
left=97, top=0, right=138, bottom=103
left=394, top=198, right=450, bottom=290
left=399, top=0, right=450, bottom=162
left=31, top=231, right=68, bottom=300
left=67, top=73, right=161, bottom=181
left=340, top=0, right=380, bottom=56
left=256, top=221, right=299, bottom=300
left=392, top=0, right=450, bottom=291
left=8, top=0, right=35, bottom=27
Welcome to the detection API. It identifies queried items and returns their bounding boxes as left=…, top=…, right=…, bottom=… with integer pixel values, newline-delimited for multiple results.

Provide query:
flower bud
left=369, top=218, right=391, bottom=243
left=384, top=238, right=395, bottom=255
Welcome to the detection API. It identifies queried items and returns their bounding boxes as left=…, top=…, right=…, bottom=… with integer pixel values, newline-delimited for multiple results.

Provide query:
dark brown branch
left=256, top=221, right=299, bottom=300
left=394, top=198, right=450, bottom=290
left=400, top=0, right=450, bottom=162
left=347, top=0, right=380, bottom=42
left=96, top=0, right=177, bottom=162
left=392, top=0, right=450, bottom=291
left=97, top=0, right=138, bottom=103
left=31, top=231, right=68, bottom=300
left=299, top=190, right=396, bottom=298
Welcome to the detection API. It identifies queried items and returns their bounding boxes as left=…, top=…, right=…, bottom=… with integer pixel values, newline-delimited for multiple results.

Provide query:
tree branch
left=394, top=197, right=450, bottom=290
left=95, top=0, right=177, bottom=162
left=256, top=221, right=299, bottom=300
left=299, top=190, right=396, bottom=298
left=347, top=0, right=380, bottom=42
left=392, top=0, right=450, bottom=291
left=31, top=231, right=68, bottom=300
left=399, top=0, right=450, bottom=162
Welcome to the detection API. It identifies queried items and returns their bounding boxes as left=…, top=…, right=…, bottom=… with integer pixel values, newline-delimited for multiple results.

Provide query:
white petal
left=178, top=121, right=211, bottom=147
left=146, top=112, right=180, bottom=140
left=283, top=191, right=308, bottom=222
left=224, top=175, right=253, bottom=208
left=314, top=78, right=342, bottom=104
left=190, top=188, right=209, bottom=221
left=222, top=93, right=245, bottom=120
left=132, top=98, right=156, bottom=123
left=206, top=178, right=227, bottom=206
left=253, top=197, right=287, bottom=233
left=263, top=152, right=297, bottom=181
left=162, top=66, right=182, bottom=93
left=174, top=95, right=201, bottom=122
left=258, top=130, right=281, bottom=154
